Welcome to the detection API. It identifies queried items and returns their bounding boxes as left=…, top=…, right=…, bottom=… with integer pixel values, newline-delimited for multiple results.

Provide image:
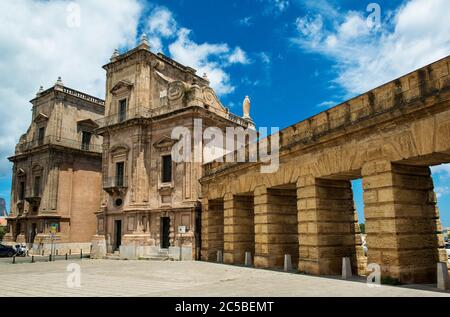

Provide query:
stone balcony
left=103, top=176, right=128, bottom=196
left=95, top=105, right=249, bottom=130
left=15, top=135, right=102, bottom=155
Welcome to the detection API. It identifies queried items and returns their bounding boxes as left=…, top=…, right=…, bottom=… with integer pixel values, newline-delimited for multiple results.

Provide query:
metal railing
left=228, top=112, right=249, bottom=127
left=61, top=87, right=105, bottom=106
left=96, top=105, right=250, bottom=129
left=103, top=176, right=128, bottom=189
left=17, top=135, right=102, bottom=154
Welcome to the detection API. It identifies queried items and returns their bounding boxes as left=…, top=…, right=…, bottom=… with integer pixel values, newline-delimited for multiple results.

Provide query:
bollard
left=49, top=254, right=52, bottom=262
left=244, top=252, right=252, bottom=267
left=437, top=262, right=449, bottom=290
left=216, top=250, right=223, bottom=263
left=80, top=249, right=83, bottom=259
left=12, top=256, right=16, bottom=264
left=342, top=257, right=352, bottom=279
left=31, top=256, right=34, bottom=263
left=65, top=253, right=68, bottom=260
left=284, top=254, right=292, bottom=272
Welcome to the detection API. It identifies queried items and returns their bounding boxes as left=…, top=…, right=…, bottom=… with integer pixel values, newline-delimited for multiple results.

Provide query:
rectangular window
left=118, top=99, right=127, bottom=123
left=81, top=131, right=92, bottom=150
left=19, top=181, right=25, bottom=200
left=33, top=176, right=41, bottom=196
left=161, top=155, right=172, bottom=183
left=37, top=127, right=45, bottom=145
left=116, top=162, right=125, bottom=187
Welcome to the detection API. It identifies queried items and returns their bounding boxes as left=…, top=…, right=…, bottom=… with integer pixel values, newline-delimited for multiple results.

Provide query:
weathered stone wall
left=224, top=193, right=254, bottom=265
left=297, top=177, right=363, bottom=275
left=6, top=83, right=104, bottom=248
left=253, top=187, right=298, bottom=269
left=201, top=198, right=224, bottom=261
left=362, top=161, right=446, bottom=283
left=96, top=42, right=248, bottom=257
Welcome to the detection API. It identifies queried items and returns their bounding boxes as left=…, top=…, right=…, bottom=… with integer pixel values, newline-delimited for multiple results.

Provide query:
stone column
left=200, top=198, right=210, bottom=261
left=224, top=193, right=255, bottom=264
left=200, top=198, right=224, bottom=261
left=254, top=185, right=298, bottom=269
left=362, top=160, right=446, bottom=284
left=297, top=176, right=362, bottom=275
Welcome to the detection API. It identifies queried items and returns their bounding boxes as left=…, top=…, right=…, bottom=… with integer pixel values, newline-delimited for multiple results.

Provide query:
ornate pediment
left=202, top=87, right=226, bottom=111
left=33, top=113, right=49, bottom=123
left=168, top=81, right=186, bottom=101
left=110, top=80, right=133, bottom=95
left=77, top=118, right=99, bottom=129
left=153, top=135, right=176, bottom=151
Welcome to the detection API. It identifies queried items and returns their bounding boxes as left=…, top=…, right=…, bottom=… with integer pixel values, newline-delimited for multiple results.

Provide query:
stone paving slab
left=0, top=259, right=449, bottom=297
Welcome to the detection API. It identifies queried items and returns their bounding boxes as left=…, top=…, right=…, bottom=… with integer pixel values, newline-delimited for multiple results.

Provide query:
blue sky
left=0, top=0, right=449, bottom=225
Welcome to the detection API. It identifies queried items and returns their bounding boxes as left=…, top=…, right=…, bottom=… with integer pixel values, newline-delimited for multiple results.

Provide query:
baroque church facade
left=5, top=35, right=253, bottom=260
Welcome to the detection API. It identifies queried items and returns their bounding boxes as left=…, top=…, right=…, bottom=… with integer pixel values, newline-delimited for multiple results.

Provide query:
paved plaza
left=0, top=259, right=449, bottom=297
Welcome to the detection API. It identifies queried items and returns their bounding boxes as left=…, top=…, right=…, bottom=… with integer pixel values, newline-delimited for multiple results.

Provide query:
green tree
left=359, top=223, right=365, bottom=234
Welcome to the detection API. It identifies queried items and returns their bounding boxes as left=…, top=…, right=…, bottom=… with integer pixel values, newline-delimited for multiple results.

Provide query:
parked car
left=445, top=243, right=450, bottom=259
left=14, top=244, right=27, bottom=257
left=0, top=244, right=16, bottom=257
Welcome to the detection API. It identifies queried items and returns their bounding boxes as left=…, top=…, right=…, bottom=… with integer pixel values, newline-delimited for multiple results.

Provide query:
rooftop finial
left=55, top=76, right=64, bottom=87
left=37, top=86, right=44, bottom=95
left=111, top=48, right=120, bottom=60
left=140, top=33, right=149, bottom=47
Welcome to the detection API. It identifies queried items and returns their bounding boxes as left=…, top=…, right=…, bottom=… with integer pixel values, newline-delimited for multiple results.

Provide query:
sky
left=0, top=0, right=449, bottom=224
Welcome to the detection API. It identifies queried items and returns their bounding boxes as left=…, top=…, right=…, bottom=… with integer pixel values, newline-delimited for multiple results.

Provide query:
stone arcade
left=200, top=56, right=450, bottom=284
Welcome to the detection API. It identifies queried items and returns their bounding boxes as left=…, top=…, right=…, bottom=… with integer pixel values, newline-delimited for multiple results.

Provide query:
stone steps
left=104, top=253, right=121, bottom=260
left=104, top=249, right=173, bottom=261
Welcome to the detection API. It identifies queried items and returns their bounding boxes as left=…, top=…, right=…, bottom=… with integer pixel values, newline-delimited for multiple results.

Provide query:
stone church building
left=5, top=35, right=251, bottom=260
left=4, top=78, right=105, bottom=253
left=91, top=36, right=252, bottom=260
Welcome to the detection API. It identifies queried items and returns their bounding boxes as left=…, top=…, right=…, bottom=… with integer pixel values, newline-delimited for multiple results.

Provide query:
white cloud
left=228, top=47, right=251, bottom=65
left=295, top=14, right=324, bottom=46
left=0, top=1, right=253, bottom=182
left=168, top=28, right=249, bottom=95
left=0, top=0, right=141, bottom=179
left=261, top=0, right=290, bottom=15
left=259, top=52, right=271, bottom=64
left=432, top=164, right=450, bottom=177
left=317, top=101, right=337, bottom=108
left=238, top=16, right=253, bottom=27
left=436, top=186, right=450, bottom=198
left=293, top=0, right=450, bottom=96
left=146, top=6, right=177, bottom=38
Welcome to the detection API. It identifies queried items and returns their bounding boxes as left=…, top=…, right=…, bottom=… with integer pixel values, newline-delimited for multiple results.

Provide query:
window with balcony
left=118, top=99, right=127, bottom=123
left=33, top=176, right=41, bottom=197
left=161, top=155, right=172, bottom=183
left=81, top=131, right=92, bottom=150
left=19, top=181, right=25, bottom=200
left=116, top=162, right=125, bottom=187
left=37, top=127, right=45, bottom=146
